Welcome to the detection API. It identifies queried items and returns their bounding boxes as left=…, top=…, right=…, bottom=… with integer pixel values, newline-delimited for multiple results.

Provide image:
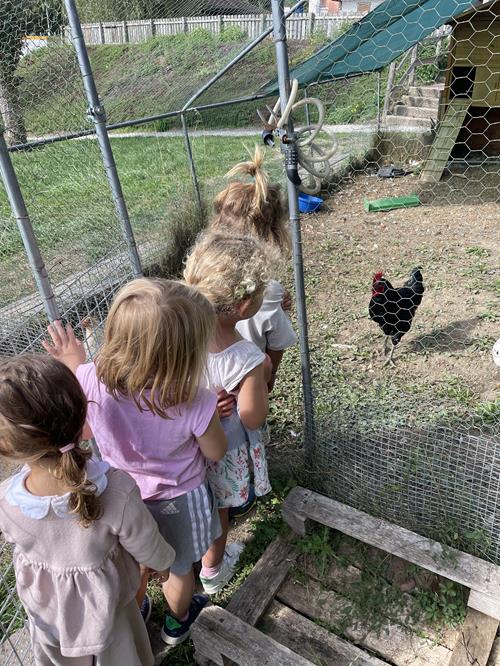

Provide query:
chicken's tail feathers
left=407, top=266, right=425, bottom=293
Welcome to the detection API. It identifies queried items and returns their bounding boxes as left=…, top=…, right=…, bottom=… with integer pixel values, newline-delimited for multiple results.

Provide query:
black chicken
left=369, top=267, right=425, bottom=366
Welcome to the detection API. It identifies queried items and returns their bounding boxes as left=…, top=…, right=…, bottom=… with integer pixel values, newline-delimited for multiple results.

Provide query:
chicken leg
left=383, top=338, right=396, bottom=368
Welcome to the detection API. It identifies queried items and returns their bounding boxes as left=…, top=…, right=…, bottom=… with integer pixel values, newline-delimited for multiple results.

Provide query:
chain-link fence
left=1, top=0, right=499, bottom=662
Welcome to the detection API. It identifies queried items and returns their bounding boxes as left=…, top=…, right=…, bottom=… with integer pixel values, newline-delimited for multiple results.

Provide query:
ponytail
left=56, top=445, right=103, bottom=527
left=0, top=355, right=103, bottom=528
left=211, top=146, right=291, bottom=254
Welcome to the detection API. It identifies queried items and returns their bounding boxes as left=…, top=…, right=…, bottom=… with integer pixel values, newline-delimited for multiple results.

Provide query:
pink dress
left=0, top=461, right=175, bottom=666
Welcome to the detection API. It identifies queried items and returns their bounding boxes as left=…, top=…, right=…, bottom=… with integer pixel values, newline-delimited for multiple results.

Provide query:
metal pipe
left=64, top=0, right=142, bottom=278
left=271, top=0, right=315, bottom=456
left=182, top=0, right=307, bottom=112
left=0, top=130, right=60, bottom=322
left=181, top=113, right=203, bottom=214
left=8, top=92, right=271, bottom=154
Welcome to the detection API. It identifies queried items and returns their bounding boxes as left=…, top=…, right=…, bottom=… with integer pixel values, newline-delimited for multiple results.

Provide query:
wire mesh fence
left=0, top=0, right=499, bottom=662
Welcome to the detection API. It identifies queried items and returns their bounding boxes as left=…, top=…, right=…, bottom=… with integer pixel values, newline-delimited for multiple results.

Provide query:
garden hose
left=267, top=79, right=338, bottom=194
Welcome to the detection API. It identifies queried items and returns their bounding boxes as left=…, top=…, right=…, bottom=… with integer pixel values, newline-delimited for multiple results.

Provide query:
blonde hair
left=0, top=355, right=101, bottom=527
left=184, top=232, right=275, bottom=314
left=96, top=278, right=214, bottom=417
left=211, top=146, right=291, bottom=254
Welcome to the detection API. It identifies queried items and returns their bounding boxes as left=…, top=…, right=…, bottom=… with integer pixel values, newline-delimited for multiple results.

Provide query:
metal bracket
left=86, top=105, right=107, bottom=123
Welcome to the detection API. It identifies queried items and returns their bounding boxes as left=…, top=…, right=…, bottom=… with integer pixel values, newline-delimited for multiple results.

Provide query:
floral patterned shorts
left=207, top=431, right=271, bottom=509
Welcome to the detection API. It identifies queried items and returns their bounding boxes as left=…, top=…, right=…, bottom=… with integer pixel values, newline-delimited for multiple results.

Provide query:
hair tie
left=60, top=443, right=76, bottom=454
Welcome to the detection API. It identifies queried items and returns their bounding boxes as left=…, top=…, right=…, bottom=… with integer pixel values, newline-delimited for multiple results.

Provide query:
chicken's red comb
left=373, top=271, right=384, bottom=281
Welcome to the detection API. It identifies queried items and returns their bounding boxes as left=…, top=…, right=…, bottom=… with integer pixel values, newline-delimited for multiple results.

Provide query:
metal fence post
left=181, top=113, right=203, bottom=215
left=64, top=0, right=143, bottom=278
left=271, top=0, right=315, bottom=457
left=0, top=130, right=60, bottom=322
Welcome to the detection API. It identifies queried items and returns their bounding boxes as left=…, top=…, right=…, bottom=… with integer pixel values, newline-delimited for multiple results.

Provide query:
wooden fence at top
left=74, top=12, right=363, bottom=45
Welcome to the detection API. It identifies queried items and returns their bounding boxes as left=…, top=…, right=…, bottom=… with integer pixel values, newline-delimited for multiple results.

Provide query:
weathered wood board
left=191, top=605, right=315, bottom=666
left=277, top=577, right=453, bottom=666
left=264, top=600, right=390, bottom=666
left=448, top=608, right=498, bottom=666
left=225, top=535, right=297, bottom=625
left=282, top=487, right=500, bottom=619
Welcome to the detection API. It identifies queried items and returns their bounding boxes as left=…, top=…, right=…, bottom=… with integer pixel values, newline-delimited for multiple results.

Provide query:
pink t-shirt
left=76, top=363, right=217, bottom=501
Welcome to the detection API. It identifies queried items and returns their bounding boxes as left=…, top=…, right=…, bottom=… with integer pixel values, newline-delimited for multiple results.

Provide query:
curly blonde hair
left=211, top=146, right=291, bottom=254
left=183, top=232, right=276, bottom=314
left=96, top=278, right=214, bottom=417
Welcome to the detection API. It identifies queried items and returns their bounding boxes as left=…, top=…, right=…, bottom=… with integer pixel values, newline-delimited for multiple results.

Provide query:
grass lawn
left=0, top=134, right=266, bottom=306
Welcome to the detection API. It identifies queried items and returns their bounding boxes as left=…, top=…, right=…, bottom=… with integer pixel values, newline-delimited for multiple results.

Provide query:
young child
left=43, top=278, right=228, bottom=646
left=210, top=146, right=297, bottom=391
left=184, top=232, right=273, bottom=594
left=0, top=354, right=175, bottom=666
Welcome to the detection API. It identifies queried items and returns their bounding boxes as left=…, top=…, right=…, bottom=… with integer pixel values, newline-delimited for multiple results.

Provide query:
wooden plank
left=225, top=535, right=298, bottom=626
left=420, top=99, right=470, bottom=182
left=277, top=577, right=453, bottom=666
left=487, top=638, right=500, bottom=665
left=282, top=487, right=500, bottom=611
left=299, top=556, right=459, bottom=649
left=448, top=607, right=498, bottom=666
left=469, top=589, right=500, bottom=620
left=264, top=600, right=389, bottom=666
left=191, top=605, right=314, bottom=666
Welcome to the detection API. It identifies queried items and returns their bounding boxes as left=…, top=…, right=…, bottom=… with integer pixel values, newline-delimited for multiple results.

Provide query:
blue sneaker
left=160, top=594, right=209, bottom=645
left=229, top=484, right=256, bottom=520
left=140, top=593, right=151, bottom=623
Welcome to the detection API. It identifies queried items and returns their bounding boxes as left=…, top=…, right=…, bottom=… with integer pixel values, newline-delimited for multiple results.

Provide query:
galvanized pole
left=64, top=0, right=142, bottom=278
left=0, top=130, right=60, bottom=322
left=271, top=0, right=315, bottom=456
left=181, top=113, right=203, bottom=216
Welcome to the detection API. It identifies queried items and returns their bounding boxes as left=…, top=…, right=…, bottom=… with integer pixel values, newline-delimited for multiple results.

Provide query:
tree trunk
left=0, top=65, right=27, bottom=146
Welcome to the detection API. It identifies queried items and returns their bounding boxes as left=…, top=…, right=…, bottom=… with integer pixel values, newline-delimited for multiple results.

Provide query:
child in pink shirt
left=0, top=354, right=175, bottom=666
left=44, top=279, right=227, bottom=646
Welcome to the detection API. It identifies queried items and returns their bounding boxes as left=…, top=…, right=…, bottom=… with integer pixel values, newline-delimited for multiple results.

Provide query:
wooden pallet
left=192, top=487, right=500, bottom=666
left=420, top=98, right=470, bottom=182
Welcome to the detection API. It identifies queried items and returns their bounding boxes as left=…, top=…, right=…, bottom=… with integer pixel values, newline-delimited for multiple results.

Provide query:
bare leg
left=383, top=336, right=391, bottom=357
left=201, top=508, right=230, bottom=569
left=135, top=566, right=150, bottom=606
left=163, top=570, right=195, bottom=619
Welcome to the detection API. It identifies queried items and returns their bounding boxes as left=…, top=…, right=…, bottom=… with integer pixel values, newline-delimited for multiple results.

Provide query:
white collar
left=6, top=458, right=110, bottom=520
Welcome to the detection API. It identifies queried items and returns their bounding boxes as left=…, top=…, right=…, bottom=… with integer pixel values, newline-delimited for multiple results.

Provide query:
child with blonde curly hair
left=43, top=279, right=227, bottom=646
left=184, top=232, right=274, bottom=594
left=210, top=146, right=297, bottom=391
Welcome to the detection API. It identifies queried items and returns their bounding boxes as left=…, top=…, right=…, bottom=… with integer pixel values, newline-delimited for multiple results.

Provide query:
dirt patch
left=300, top=171, right=499, bottom=413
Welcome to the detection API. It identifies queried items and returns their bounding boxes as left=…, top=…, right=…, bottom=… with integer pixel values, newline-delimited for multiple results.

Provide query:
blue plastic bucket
left=298, top=192, right=323, bottom=213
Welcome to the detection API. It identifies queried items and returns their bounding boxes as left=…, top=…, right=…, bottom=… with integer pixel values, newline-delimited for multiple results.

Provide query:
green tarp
left=263, top=0, right=475, bottom=94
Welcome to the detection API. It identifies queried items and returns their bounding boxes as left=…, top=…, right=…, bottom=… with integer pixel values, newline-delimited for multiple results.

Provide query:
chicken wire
left=0, top=0, right=499, bottom=662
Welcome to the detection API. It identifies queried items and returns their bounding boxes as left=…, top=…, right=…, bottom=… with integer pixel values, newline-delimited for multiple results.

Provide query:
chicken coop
left=420, top=0, right=500, bottom=181
left=1, top=0, right=500, bottom=663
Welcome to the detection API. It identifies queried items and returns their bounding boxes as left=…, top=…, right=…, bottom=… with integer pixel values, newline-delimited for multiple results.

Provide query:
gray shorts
left=145, top=482, right=221, bottom=576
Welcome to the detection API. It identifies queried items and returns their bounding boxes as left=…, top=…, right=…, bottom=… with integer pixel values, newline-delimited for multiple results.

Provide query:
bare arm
left=238, top=364, right=269, bottom=431
left=266, top=348, right=284, bottom=392
left=196, top=410, right=227, bottom=462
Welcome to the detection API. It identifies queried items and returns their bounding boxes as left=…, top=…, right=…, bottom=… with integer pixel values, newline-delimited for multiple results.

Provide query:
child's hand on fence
left=217, top=389, right=236, bottom=419
left=150, top=568, right=170, bottom=584
left=42, top=320, right=86, bottom=374
left=281, top=289, right=292, bottom=312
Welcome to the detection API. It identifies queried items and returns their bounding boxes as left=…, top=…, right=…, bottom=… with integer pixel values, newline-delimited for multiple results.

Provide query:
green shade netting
left=263, top=0, right=475, bottom=94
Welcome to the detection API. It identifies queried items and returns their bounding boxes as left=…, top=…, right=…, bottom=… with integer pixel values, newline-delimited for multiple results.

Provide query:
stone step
left=408, top=85, right=443, bottom=99
left=385, top=115, right=435, bottom=130
left=402, top=94, right=440, bottom=109
left=393, top=104, right=438, bottom=119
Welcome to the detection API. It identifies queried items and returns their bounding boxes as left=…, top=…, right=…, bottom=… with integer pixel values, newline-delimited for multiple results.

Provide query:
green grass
left=0, top=134, right=266, bottom=305
left=16, top=28, right=386, bottom=136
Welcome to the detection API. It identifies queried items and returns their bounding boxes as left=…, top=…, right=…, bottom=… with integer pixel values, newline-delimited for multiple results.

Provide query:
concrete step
left=394, top=104, right=438, bottom=120
left=402, top=94, right=440, bottom=109
left=385, top=115, right=435, bottom=130
left=408, top=85, right=443, bottom=99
